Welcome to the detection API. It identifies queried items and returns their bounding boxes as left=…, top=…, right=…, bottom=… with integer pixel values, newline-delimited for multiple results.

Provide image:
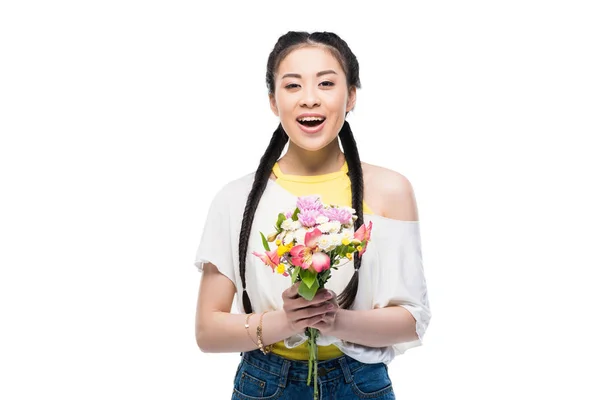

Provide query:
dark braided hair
left=240, top=31, right=364, bottom=313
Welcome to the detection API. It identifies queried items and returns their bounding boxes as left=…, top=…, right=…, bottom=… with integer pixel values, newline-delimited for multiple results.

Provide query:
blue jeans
left=231, top=349, right=395, bottom=399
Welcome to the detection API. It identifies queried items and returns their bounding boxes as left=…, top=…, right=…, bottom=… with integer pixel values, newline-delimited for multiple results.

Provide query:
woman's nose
left=300, top=86, right=320, bottom=108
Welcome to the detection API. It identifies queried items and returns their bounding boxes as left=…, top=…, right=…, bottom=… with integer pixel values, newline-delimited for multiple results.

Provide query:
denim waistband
left=241, top=349, right=370, bottom=386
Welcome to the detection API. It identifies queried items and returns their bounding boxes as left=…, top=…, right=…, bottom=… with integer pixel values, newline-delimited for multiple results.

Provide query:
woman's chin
left=292, top=138, right=338, bottom=152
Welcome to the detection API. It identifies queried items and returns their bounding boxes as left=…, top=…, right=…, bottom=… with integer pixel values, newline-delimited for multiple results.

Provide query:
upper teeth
left=298, top=116, right=324, bottom=122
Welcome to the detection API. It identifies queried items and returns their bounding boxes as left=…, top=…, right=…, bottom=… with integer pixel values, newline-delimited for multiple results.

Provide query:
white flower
left=341, top=229, right=354, bottom=242
left=284, top=231, right=295, bottom=245
left=294, top=228, right=308, bottom=245
left=317, top=235, right=330, bottom=249
left=329, top=233, right=343, bottom=246
left=316, top=215, right=329, bottom=224
left=328, top=220, right=341, bottom=233
left=317, top=235, right=337, bottom=252
left=291, top=221, right=302, bottom=230
left=317, top=220, right=342, bottom=234
left=317, top=222, right=331, bottom=233
left=281, top=218, right=295, bottom=231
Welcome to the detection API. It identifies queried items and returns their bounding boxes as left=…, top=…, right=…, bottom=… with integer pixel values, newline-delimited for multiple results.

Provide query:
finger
left=296, top=314, right=326, bottom=329
left=322, top=298, right=339, bottom=309
left=309, top=312, right=336, bottom=329
left=304, top=290, right=333, bottom=306
left=290, top=301, right=334, bottom=321
left=316, top=288, right=336, bottom=298
left=287, top=297, right=329, bottom=315
left=310, top=320, right=326, bottom=330
left=286, top=289, right=332, bottom=312
left=283, top=282, right=301, bottom=299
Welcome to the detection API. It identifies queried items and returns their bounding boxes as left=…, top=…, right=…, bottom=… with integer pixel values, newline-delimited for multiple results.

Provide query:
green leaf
left=276, top=213, right=286, bottom=230
left=298, top=280, right=319, bottom=300
left=259, top=232, right=270, bottom=251
left=300, top=268, right=317, bottom=288
left=291, top=266, right=300, bottom=283
left=291, top=207, right=300, bottom=221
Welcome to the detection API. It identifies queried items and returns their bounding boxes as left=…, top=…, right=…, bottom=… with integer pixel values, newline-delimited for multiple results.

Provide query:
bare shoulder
left=361, top=161, right=419, bottom=221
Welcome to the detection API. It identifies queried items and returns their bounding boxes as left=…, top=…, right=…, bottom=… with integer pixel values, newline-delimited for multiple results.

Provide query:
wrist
left=330, top=308, right=351, bottom=338
left=272, top=309, right=301, bottom=338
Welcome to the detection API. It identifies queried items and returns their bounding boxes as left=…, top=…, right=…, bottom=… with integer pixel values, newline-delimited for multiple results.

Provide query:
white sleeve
left=193, top=185, right=236, bottom=287
left=372, top=221, right=431, bottom=355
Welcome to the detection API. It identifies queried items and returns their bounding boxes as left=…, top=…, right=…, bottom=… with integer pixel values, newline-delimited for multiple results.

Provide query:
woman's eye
left=285, top=83, right=300, bottom=89
left=320, top=81, right=334, bottom=87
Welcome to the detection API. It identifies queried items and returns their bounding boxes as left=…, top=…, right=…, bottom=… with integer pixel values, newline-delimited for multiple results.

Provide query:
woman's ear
left=346, top=86, right=357, bottom=112
left=269, top=94, right=279, bottom=117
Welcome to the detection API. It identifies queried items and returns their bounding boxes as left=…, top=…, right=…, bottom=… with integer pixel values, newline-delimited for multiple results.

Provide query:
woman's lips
left=296, top=119, right=326, bottom=134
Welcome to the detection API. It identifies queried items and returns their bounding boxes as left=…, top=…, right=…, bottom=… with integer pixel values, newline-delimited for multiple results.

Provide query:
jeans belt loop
left=338, top=356, right=353, bottom=384
left=278, top=359, right=291, bottom=388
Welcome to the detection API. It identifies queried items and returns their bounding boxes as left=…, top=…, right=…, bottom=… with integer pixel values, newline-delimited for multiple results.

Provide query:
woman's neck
left=278, top=141, right=345, bottom=176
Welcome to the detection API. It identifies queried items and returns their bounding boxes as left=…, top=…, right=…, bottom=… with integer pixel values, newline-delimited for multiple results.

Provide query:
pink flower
left=311, top=251, right=331, bottom=273
left=252, top=249, right=280, bottom=272
left=289, top=228, right=330, bottom=272
left=298, top=209, right=322, bottom=227
left=290, top=245, right=312, bottom=270
left=322, top=207, right=353, bottom=225
left=285, top=211, right=293, bottom=219
left=304, top=228, right=322, bottom=248
left=296, top=195, right=323, bottom=212
left=353, top=220, right=373, bottom=257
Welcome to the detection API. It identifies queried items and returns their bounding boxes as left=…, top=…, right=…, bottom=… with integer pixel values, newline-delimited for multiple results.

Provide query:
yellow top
left=270, top=159, right=374, bottom=360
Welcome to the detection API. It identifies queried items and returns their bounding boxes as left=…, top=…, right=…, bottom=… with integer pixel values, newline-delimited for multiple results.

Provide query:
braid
left=337, top=120, right=365, bottom=309
left=248, top=30, right=363, bottom=311
left=239, top=124, right=288, bottom=313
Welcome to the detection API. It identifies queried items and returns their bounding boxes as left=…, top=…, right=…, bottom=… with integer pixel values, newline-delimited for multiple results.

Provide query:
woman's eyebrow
left=281, top=70, right=338, bottom=79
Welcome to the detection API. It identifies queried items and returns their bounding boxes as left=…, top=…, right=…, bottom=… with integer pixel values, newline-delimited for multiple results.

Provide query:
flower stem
left=305, top=327, right=319, bottom=399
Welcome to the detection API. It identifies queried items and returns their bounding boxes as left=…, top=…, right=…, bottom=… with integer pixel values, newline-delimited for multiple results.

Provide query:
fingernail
left=327, top=304, right=334, bottom=310
left=324, top=292, right=332, bottom=299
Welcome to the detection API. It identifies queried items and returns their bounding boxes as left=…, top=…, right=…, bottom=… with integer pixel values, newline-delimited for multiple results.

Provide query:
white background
left=1, top=1, right=599, bottom=399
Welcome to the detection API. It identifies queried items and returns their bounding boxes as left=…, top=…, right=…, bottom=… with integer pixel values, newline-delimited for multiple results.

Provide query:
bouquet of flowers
left=253, top=195, right=372, bottom=398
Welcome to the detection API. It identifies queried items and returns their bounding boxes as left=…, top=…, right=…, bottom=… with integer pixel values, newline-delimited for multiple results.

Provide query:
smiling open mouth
left=297, top=116, right=326, bottom=127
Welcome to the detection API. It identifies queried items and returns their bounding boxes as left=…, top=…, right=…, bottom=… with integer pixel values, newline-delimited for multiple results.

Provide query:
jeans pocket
left=350, top=363, right=394, bottom=399
left=239, top=371, right=266, bottom=397
left=233, top=360, right=243, bottom=386
left=232, top=360, right=283, bottom=400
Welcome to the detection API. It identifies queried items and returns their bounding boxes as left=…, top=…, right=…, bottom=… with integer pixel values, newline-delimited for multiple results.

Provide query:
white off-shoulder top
left=193, top=172, right=431, bottom=364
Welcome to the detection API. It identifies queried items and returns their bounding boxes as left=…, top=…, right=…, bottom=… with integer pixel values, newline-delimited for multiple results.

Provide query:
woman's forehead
left=276, top=46, right=344, bottom=78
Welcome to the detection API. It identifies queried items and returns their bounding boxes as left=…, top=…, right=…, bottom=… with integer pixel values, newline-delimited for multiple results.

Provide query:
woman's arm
left=195, top=263, right=291, bottom=353
left=310, top=167, right=423, bottom=347
left=195, top=264, right=332, bottom=353
left=328, top=306, right=419, bottom=347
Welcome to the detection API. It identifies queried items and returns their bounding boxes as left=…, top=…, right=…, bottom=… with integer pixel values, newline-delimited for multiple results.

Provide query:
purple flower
left=298, top=209, right=322, bottom=227
left=322, top=207, right=353, bottom=225
left=296, top=195, right=323, bottom=212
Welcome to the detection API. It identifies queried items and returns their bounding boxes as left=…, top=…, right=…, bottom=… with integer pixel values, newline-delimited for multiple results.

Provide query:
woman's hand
left=282, top=283, right=336, bottom=335
left=307, top=289, right=339, bottom=336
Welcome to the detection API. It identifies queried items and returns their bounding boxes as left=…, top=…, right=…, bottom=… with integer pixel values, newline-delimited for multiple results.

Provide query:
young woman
left=194, top=31, right=431, bottom=399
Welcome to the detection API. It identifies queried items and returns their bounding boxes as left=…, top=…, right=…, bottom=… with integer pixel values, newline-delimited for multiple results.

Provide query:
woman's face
left=269, top=46, right=356, bottom=152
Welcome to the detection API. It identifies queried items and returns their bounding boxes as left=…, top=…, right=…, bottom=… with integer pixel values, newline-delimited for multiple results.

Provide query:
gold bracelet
left=256, top=311, right=273, bottom=355
left=244, top=313, right=258, bottom=346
